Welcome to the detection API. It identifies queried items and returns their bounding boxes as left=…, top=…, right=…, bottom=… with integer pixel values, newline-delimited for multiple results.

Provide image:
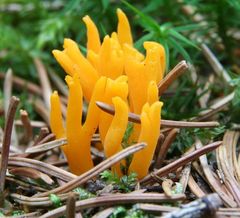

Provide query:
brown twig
left=34, top=58, right=52, bottom=110
left=9, top=167, right=54, bottom=185
left=6, top=176, right=48, bottom=192
left=4, top=69, right=19, bottom=147
left=0, top=96, right=19, bottom=206
left=37, top=133, right=56, bottom=145
left=3, top=69, right=13, bottom=114
left=158, top=61, right=189, bottom=96
left=40, top=193, right=185, bottom=218
left=216, top=131, right=240, bottom=206
left=20, top=109, right=33, bottom=144
left=25, top=138, right=67, bottom=154
left=155, top=128, right=179, bottom=168
left=140, top=141, right=222, bottom=185
left=198, top=74, right=214, bottom=108
left=217, top=208, right=240, bottom=216
left=195, top=139, right=237, bottom=207
left=8, top=157, right=77, bottom=182
left=162, top=179, right=173, bottom=197
left=229, top=131, right=240, bottom=183
left=11, top=192, right=76, bottom=206
left=33, top=127, right=50, bottom=146
left=8, top=211, right=43, bottom=218
left=194, top=92, right=234, bottom=121
left=92, top=208, right=115, bottom=218
left=187, top=175, right=206, bottom=198
left=15, top=120, right=47, bottom=129
left=135, top=203, right=177, bottom=213
left=96, top=101, right=219, bottom=128
left=201, top=43, right=231, bottom=83
left=179, top=163, right=191, bottom=193
left=36, top=143, right=146, bottom=197
left=66, top=193, right=77, bottom=218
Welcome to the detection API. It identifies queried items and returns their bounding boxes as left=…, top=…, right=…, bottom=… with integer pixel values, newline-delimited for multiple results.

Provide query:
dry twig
left=158, top=60, right=189, bottom=96
left=20, top=109, right=33, bottom=143
left=187, top=175, right=206, bottom=198
left=4, top=69, right=19, bottom=147
left=40, top=193, right=185, bottom=218
left=201, top=43, right=231, bottom=83
left=34, top=58, right=52, bottom=110
left=155, top=128, right=179, bottom=168
left=195, top=139, right=237, bottom=207
left=66, top=193, right=76, bottom=218
left=36, top=143, right=146, bottom=196
left=9, top=167, right=54, bottom=185
left=0, top=96, right=19, bottom=206
left=216, top=131, right=240, bottom=206
left=96, top=101, right=219, bottom=128
left=141, top=141, right=222, bottom=185
left=8, top=156, right=77, bottom=182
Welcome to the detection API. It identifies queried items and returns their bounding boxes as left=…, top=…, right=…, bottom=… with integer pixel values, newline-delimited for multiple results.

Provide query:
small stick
left=135, top=203, right=177, bottom=213
left=9, top=167, right=54, bottom=185
left=217, top=208, right=240, bottom=216
left=216, top=131, right=240, bottom=206
left=140, top=141, right=222, bottom=185
left=11, top=192, right=76, bottom=206
left=6, top=176, right=47, bottom=192
left=155, top=128, right=179, bottom=168
left=196, top=139, right=237, bottom=207
left=179, top=163, right=191, bottom=193
left=92, top=208, right=115, bottom=218
left=33, top=127, right=49, bottom=146
left=158, top=61, right=189, bottom=96
left=66, top=193, right=76, bottom=218
left=36, top=143, right=146, bottom=197
left=187, top=175, right=206, bottom=198
left=162, top=179, right=174, bottom=197
left=26, top=138, right=67, bottom=154
left=34, top=58, right=52, bottom=110
left=194, top=92, right=234, bottom=121
left=8, top=156, right=77, bottom=182
left=229, top=131, right=240, bottom=183
left=26, top=137, right=102, bottom=155
left=40, top=193, right=185, bottom=218
left=0, top=96, right=19, bottom=206
left=201, top=43, right=231, bottom=83
left=15, top=120, right=47, bottom=128
left=37, top=133, right=55, bottom=145
left=96, top=101, right=219, bottom=128
left=20, top=109, right=33, bottom=144
left=198, top=74, right=214, bottom=108
left=7, top=211, right=43, bottom=218
left=4, top=69, right=19, bottom=147
left=3, top=69, right=13, bottom=114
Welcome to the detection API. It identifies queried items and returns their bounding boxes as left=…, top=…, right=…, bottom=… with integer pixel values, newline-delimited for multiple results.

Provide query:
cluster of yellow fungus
left=50, top=9, right=164, bottom=179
